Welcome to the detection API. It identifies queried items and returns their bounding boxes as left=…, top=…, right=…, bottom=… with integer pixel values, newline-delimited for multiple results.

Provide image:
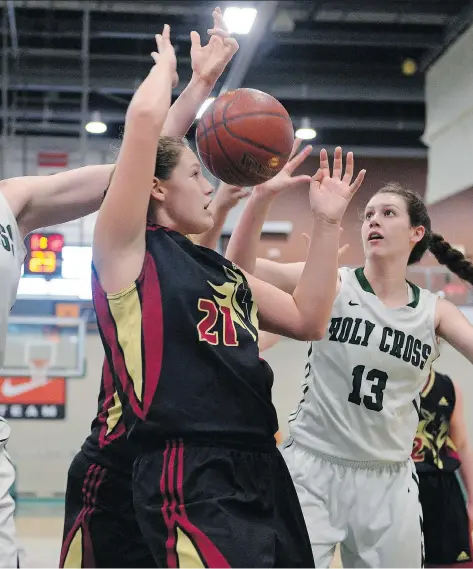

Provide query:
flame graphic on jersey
left=416, top=408, right=452, bottom=469
left=208, top=266, right=258, bottom=341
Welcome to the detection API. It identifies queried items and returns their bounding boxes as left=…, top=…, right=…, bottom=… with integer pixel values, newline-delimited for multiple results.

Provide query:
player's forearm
left=161, top=74, right=214, bottom=137
left=292, top=218, right=340, bottom=339
left=225, top=190, right=273, bottom=273
left=458, top=444, right=473, bottom=504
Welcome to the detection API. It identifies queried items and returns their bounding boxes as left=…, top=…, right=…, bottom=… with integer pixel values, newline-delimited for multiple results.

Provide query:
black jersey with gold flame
left=81, top=358, right=138, bottom=472
left=412, top=370, right=460, bottom=473
left=92, top=226, right=278, bottom=450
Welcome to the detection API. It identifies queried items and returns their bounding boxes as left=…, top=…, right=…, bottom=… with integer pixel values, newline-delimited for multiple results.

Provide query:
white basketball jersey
left=289, top=266, right=439, bottom=463
left=0, top=191, right=25, bottom=366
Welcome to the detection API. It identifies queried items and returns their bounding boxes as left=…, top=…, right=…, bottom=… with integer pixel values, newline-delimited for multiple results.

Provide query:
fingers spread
left=223, top=37, right=239, bottom=53
left=311, top=168, right=323, bottom=183
left=285, top=144, right=312, bottom=173
left=207, top=28, right=230, bottom=38
left=190, top=31, right=201, bottom=48
left=162, top=23, right=170, bottom=40
left=342, top=151, right=354, bottom=185
left=213, top=7, right=227, bottom=32
left=290, top=175, right=312, bottom=187
left=350, top=169, right=366, bottom=194
left=288, top=138, right=303, bottom=160
left=332, top=146, right=343, bottom=179
left=319, top=149, right=330, bottom=177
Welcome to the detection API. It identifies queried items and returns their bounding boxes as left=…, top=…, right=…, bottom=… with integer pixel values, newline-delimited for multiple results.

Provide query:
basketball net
left=28, top=358, right=51, bottom=386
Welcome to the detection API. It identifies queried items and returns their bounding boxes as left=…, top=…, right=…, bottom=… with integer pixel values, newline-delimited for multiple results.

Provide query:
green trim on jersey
left=354, top=267, right=420, bottom=308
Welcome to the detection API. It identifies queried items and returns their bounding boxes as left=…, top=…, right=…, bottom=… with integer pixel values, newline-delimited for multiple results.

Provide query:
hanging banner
left=0, top=377, right=66, bottom=420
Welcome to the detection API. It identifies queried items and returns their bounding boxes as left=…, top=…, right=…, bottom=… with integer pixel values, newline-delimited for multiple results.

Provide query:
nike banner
left=0, top=377, right=65, bottom=420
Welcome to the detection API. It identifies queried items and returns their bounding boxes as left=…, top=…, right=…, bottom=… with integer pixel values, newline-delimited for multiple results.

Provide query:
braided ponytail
left=428, top=233, right=473, bottom=285
left=376, top=184, right=473, bottom=285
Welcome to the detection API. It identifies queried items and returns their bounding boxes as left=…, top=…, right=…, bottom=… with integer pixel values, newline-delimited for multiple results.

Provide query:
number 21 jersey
left=289, top=266, right=439, bottom=463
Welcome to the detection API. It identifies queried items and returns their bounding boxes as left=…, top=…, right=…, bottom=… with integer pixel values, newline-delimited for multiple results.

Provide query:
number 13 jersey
left=289, top=266, right=439, bottom=463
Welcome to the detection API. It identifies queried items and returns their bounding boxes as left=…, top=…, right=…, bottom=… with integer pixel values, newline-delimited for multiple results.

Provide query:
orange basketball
left=195, top=88, right=294, bottom=187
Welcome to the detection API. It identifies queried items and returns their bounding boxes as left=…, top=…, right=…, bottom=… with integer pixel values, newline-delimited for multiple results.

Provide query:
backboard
left=0, top=316, right=86, bottom=378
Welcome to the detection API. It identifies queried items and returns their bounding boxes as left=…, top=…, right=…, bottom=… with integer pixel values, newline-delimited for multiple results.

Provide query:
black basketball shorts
left=419, top=470, right=473, bottom=567
left=60, top=450, right=156, bottom=568
left=132, top=439, right=315, bottom=568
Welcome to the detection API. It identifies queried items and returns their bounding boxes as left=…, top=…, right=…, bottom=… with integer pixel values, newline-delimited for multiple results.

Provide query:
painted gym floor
left=15, top=500, right=344, bottom=568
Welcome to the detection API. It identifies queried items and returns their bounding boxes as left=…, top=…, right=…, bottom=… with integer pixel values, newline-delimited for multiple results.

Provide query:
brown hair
left=374, top=183, right=473, bottom=284
left=154, top=136, right=188, bottom=180
left=103, top=136, right=188, bottom=203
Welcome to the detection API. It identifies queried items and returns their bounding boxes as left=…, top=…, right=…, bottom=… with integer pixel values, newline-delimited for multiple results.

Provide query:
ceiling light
left=196, top=98, right=215, bottom=120
left=402, top=58, right=417, bottom=76
left=295, top=117, right=316, bottom=140
left=223, top=7, right=258, bottom=35
left=85, top=111, right=107, bottom=134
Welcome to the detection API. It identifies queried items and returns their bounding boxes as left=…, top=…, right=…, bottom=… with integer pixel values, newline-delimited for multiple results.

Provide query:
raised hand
left=309, top=147, right=365, bottom=224
left=212, top=182, right=250, bottom=212
left=191, top=7, right=239, bottom=86
left=151, top=24, right=178, bottom=88
left=254, top=138, right=313, bottom=197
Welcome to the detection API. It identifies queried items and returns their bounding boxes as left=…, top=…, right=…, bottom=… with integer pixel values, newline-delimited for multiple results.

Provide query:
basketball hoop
left=29, top=358, right=51, bottom=383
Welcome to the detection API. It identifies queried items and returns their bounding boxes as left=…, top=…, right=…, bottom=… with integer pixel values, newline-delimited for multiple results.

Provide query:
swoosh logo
left=1, top=377, right=51, bottom=398
left=348, top=301, right=359, bottom=306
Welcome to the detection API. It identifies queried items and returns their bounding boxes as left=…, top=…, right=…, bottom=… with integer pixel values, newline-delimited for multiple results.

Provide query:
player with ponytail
left=226, top=155, right=473, bottom=568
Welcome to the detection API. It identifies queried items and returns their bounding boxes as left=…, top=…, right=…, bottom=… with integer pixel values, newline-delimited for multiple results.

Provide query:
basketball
left=195, top=88, right=294, bottom=187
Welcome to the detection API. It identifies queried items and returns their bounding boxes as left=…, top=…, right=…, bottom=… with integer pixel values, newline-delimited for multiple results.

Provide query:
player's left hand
left=190, top=7, right=239, bottom=86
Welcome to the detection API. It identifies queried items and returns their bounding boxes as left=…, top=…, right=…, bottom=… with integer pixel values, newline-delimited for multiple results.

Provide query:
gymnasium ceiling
left=1, top=0, right=472, bottom=155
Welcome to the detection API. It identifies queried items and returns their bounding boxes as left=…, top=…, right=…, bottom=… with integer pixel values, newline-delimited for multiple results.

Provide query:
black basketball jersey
left=412, top=370, right=460, bottom=473
left=92, top=225, right=278, bottom=451
left=81, top=358, right=137, bottom=472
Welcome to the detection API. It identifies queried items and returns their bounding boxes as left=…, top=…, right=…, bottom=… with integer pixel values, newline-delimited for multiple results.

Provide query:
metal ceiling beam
left=220, top=1, right=279, bottom=95
left=271, top=30, right=439, bottom=48
left=14, top=25, right=440, bottom=49
left=7, top=0, right=207, bottom=16
left=420, top=0, right=473, bottom=71
left=7, top=110, right=424, bottom=132
left=9, top=72, right=424, bottom=103
left=11, top=47, right=191, bottom=65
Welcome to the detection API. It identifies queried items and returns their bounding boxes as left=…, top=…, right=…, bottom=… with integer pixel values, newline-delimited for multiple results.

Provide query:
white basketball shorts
left=281, top=438, right=424, bottom=568
left=0, top=418, right=19, bottom=568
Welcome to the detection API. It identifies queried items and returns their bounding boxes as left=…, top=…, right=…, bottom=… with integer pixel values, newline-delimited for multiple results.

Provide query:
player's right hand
left=309, top=147, right=365, bottom=224
left=151, top=24, right=179, bottom=88
left=253, top=138, right=313, bottom=198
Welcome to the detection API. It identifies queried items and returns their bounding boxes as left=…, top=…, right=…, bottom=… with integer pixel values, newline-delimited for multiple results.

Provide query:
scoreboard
left=24, top=232, right=64, bottom=278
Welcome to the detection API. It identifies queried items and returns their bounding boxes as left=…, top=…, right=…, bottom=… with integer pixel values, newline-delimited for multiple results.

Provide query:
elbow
left=295, top=323, right=326, bottom=342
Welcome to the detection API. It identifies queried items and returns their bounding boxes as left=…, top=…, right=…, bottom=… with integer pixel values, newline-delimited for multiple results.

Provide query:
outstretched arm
left=436, top=298, right=473, bottom=363
left=0, top=164, right=114, bottom=238
left=93, top=25, right=177, bottom=293
left=162, top=7, right=238, bottom=139
left=225, top=138, right=312, bottom=273
left=245, top=148, right=365, bottom=340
